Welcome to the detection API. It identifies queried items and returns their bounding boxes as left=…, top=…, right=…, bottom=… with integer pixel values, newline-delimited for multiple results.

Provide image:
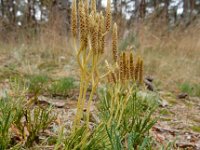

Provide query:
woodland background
left=0, top=0, right=200, bottom=149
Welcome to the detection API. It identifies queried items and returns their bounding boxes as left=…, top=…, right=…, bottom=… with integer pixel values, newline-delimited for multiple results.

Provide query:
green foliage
left=64, top=126, right=87, bottom=149
left=63, top=124, right=110, bottom=150
left=0, top=97, right=16, bottom=149
left=191, top=126, right=200, bottom=133
left=21, top=106, right=55, bottom=147
left=160, top=140, right=176, bottom=150
left=178, top=82, right=200, bottom=97
left=26, top=74, right=50, bottom=95
left=0, top=94, right=25, bottom=149
left=49, top=77, right=75, bottom=96
left=58, top=87, right=158, bottom=149
left=159, top=109, right=172, bottom=116
left=105, top=124, right=123, bottom=150
left=193, top=84, right=200, bottom=97
left=0, top=66, right=21, bottom=80
left=17, top=75, right=75, bottom=96
left=179, top=82, right=193, bottom=94
left=98, top=87, right=158, bottom=149
left=0, top=91, right=55, bottom=148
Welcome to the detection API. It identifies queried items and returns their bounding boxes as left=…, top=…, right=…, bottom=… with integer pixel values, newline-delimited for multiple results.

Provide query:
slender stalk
left=86, top=54, right=98, bottom=126
left=73, top=44, right=87, bottom=131
left=86, top=85, right=96, bottom=126
left=80, top=79, right=89, bottom=118
left=107, top=88, right=114, bottom=127
left=81, top=65, right=99, bottom=148
left=73, top=75, right=83, bottom=131
left=73, top=38, right=77, bottom=54
left=117, top=87, right=133, bottom=128
left=114, top=84, right=121, bottom=120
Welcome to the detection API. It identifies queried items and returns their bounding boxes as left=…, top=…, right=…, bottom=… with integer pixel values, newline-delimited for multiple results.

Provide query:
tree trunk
left=190, top=0, right=195, bottom=18
left=135, top=0, right=140, bottom=18
left=183, top=0, right=188, bottom=17
left=153, top=0, right=159, bottom=9
left=164, top=0, right=169, bottom=24
left=97, top=0, right=102, bottom=10
left=27, top=0, right=32, bottom=25
left=139, top=0, right=146, bottom=18
left=113, top=0, right=118, bottom=14
left=66, top=0, right=70, bottom=31
left=1, top=0, right=5, bottom=17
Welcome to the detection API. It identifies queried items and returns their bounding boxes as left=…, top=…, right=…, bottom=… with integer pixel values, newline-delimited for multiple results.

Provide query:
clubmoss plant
left=97, top=85, right=158, bottom=149
left=71, top=0, right=77, bottom=39
left=71, top=0, right=145, bottom=130
left=71, top=0, right=111, bottom=131
left=0, top=96, right=17, bottom=149
left=130, top=52, right=135, bottom=80
left=69, top=0, right=153, bottom=149
left=105, top=0, right=111, bottom=31
left=23, top=106, right=55, bottom=147
left=91, top=0, right=96, bottom=13
left=0, top=87, right=55, bottom=148
left=139, top=57, right=144, bottom=85
left=112, top=23, right=118, bottom=62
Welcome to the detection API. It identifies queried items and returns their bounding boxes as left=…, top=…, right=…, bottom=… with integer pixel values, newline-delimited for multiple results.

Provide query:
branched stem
left=117, top=87, right=133, bottom=128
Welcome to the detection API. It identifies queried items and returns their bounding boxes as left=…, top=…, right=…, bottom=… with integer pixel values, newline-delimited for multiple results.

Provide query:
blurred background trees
left=1, top=0, right=200, bottom=36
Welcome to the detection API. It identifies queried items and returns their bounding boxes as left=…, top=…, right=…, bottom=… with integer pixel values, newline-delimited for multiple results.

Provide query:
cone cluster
left=71, top=0, right=144, bottom=85
left=71, top=0, right=112, bottom=55
left=107, top=51, right=144, bottom=85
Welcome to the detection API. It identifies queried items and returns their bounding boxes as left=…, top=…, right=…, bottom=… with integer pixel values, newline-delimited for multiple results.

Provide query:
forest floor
left=0, top=38, right=200, bottom=149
